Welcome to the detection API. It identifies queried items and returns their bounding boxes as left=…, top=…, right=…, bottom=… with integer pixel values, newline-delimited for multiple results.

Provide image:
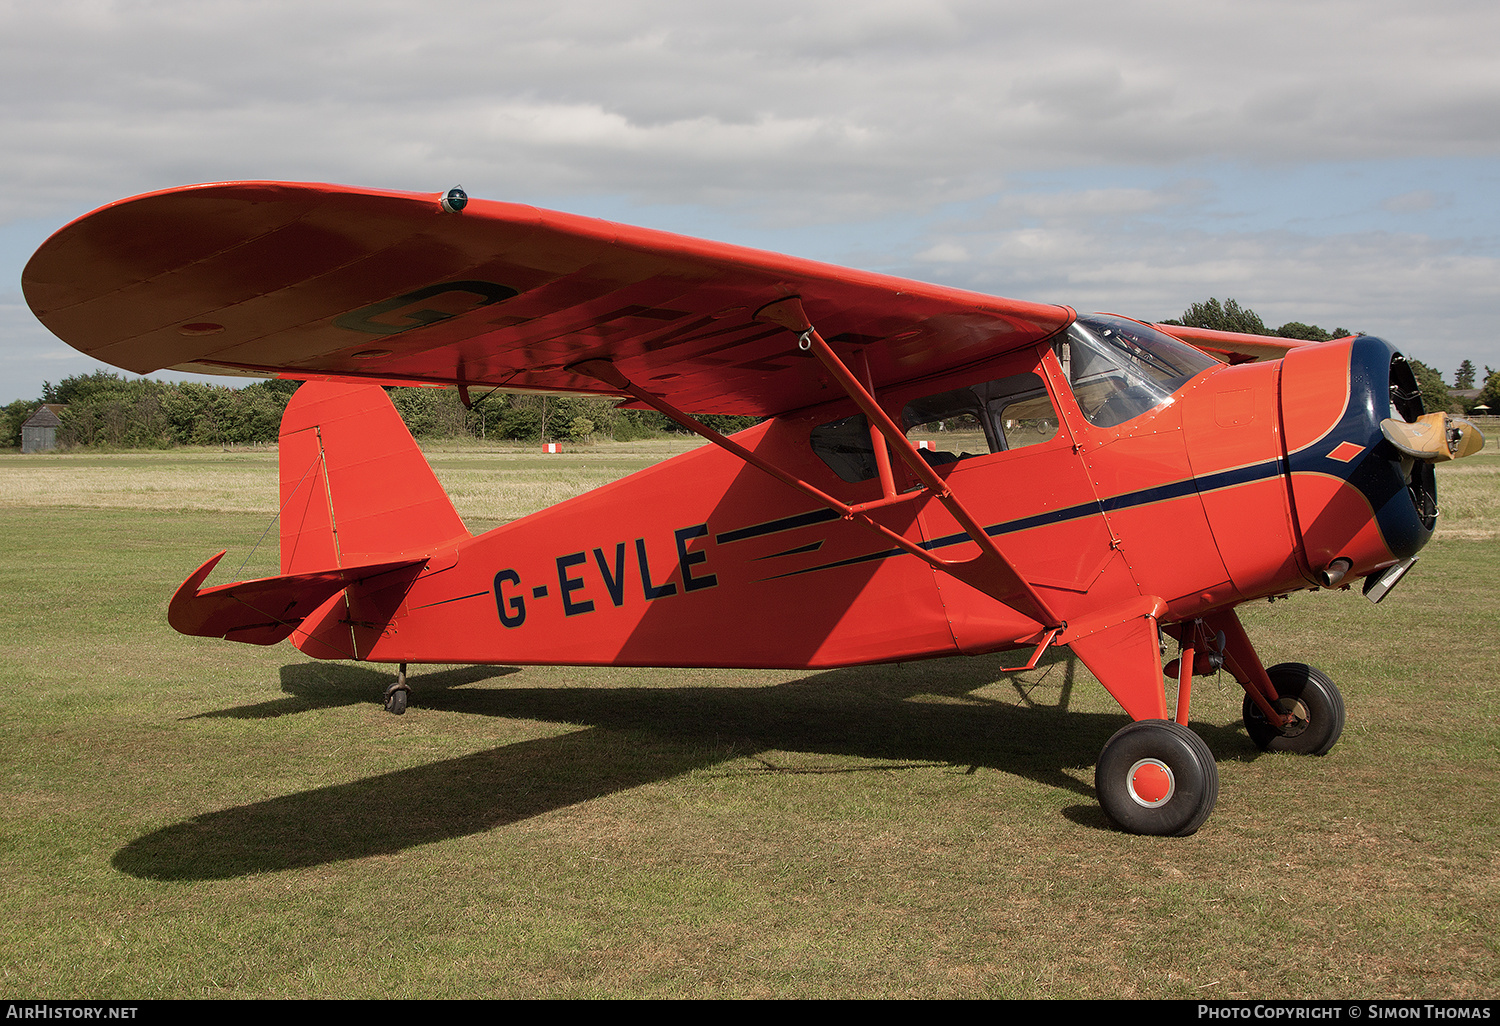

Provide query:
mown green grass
left=0, top=446, right=1496, bottom=998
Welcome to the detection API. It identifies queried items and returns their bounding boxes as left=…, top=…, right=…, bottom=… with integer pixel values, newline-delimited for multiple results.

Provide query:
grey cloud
left=6, top=0, right=1500, bottom=226
left=904, top=209, right=1498, bottom=372
left=5, top=0, right=1499, bottom=397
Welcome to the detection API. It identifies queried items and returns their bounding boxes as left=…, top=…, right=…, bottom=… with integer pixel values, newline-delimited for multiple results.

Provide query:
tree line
left=1164, top=298, right=1498, bottom=415
left=0, top=370, right=757, bottom=451
left=4, top=298, right=1493, bottom=450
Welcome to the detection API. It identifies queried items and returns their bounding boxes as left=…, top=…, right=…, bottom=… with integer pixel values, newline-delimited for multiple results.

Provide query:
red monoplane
left=24, top=182, right=1484, bottom=835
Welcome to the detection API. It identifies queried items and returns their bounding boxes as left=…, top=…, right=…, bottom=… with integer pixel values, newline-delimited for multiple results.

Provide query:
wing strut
left=571, top=298, right=1062, bottom=632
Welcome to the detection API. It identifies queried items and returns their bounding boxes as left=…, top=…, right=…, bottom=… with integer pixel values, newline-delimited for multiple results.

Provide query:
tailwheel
left=1243, top=663, right=1344, bottom=755
left=1095, top=720, right=1219, bottom=836
left=383, top=662, right=410, bottom=716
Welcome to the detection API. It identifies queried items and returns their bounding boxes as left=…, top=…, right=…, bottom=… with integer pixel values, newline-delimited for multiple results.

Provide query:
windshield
left=1058, top=314, right=1220, bottom=427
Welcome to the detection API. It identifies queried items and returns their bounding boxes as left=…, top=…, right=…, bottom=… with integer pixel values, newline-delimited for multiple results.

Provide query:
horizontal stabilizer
left=168, top=550, right=426, bottom=645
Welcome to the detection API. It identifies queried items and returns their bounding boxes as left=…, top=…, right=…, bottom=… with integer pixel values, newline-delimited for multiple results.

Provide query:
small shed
left=21, top=404, right=65, bottom=453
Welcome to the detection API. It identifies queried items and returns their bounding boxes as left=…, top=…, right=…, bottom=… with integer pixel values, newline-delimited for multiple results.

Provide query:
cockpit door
left=1050, top=316, right=1235, bottom=613
left=900, top=345, right=1124, bottom=653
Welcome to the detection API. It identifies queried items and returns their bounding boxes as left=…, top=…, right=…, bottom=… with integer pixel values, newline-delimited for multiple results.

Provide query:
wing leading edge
left=24, top=181, right=1075, bottom=417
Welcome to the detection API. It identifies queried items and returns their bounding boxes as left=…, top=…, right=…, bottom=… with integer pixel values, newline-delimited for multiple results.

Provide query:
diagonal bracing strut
left=570, top=296, right=1062, bottom=632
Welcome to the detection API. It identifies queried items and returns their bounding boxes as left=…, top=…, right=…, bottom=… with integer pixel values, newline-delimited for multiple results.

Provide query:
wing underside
left=24, top=181, right=1075, bottom=417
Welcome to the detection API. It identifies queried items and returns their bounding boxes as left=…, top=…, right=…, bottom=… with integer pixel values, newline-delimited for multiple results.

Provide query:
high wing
left=23, top=182, right=1074, bottom=417
left=1152, top=322, right=1330, bottom=364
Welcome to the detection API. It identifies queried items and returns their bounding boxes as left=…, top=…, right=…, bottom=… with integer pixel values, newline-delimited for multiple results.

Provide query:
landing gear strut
left=384, top=662, right=410, bottom=715
left=1084, top=608, right=1345, bottom=835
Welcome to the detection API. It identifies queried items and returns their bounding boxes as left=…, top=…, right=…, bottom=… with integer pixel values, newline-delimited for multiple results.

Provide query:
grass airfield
left=1, top=439, right=1496, bottom=999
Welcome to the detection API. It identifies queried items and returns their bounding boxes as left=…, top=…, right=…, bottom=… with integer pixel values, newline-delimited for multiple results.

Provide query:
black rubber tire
left=385, top=689, right=408, bottom=715
left=1095, top=719, right=1219, bottom=837
left=1243, top=663, right=1344, bottom=755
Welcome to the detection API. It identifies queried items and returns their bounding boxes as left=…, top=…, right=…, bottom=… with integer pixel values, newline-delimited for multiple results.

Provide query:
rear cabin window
left=810, top=371, right=1058, bottom=483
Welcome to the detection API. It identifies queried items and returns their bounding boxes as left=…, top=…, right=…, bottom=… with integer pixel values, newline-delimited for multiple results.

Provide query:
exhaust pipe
left=1318, top=558, right=1353, bottom=588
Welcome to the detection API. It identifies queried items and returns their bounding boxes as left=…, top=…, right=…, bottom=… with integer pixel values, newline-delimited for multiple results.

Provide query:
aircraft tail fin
left=168, top=382, right=467, bottom=654
left=277, top=381, right=470, bottom=574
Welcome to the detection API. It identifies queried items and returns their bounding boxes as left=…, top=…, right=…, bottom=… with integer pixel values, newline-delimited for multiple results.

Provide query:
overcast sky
left=4, top=0, right=1497, bottom=403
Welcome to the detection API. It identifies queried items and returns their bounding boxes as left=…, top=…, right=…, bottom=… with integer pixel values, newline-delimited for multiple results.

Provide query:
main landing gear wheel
left=1243, top=662, right=1344, bottom=756
left=1095, top=720, right=1219, bottom=837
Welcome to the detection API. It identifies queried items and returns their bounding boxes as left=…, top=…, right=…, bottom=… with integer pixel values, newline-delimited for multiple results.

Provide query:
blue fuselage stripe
left=743, top=458, right=1285, bottom=581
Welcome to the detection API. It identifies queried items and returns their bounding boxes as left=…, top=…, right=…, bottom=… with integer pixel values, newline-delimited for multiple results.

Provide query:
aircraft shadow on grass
left=114, top=653, right=1258, bottom=881
left=184, top=663, right=523, bottom=718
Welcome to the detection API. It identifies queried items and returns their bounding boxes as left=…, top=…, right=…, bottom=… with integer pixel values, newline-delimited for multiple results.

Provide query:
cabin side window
left=809, top=369, right=1059, bottom=483
left=809, top=413, right=880, bottom=484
